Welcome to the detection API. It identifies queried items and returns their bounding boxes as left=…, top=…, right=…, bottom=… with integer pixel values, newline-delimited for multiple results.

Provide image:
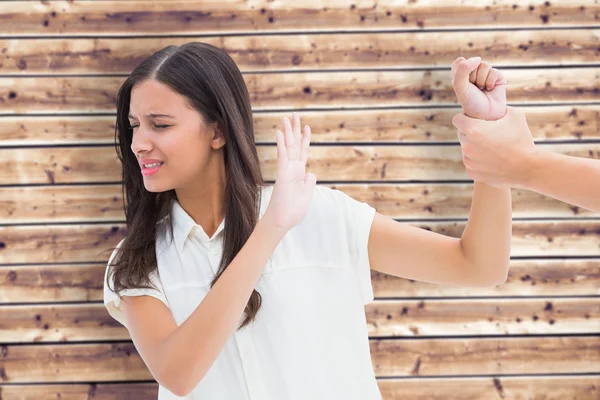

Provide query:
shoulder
left=107, top=238, right=127, bottom=267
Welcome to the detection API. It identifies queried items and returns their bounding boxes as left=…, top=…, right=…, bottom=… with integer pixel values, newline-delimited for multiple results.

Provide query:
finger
left=485, top=69, right=499, bottom=91
left=300, top=124, right=311, bottom=163
left=476, top=62, right=492, bottom=90
left=452, top=112, right=478, bottom=136
left=457, top=129, right=467, bottom=145
left=450, top=57, right=466, bottom=77
left=275, top=130, right=288, bottom=163
left=487, top=68, right=507, bottom=90
left=469, top=69, right=477, bottom=85
left=453, top=57, right=482, bottom=97
left=282, top=116, right=297, bottom=159
left=292, top=112, right=302, bottom=146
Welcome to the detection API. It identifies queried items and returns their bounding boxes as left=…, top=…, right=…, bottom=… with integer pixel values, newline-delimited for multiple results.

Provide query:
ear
left=211, top=123, right=226, bottom=150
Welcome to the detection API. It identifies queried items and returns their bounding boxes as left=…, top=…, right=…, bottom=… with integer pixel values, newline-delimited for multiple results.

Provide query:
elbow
left=159, top=375, right=192, bottom=397
left=467, top=259, right=509, bottom=288
left=157, top=367, right=196, bottom=397
left=486, top=263, right=510, bottom=287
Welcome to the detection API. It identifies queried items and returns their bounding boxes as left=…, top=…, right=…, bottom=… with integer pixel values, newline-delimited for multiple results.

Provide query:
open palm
left=265, top=113, right=316, bottom=231
left=451, top=57, right=507, bottom=121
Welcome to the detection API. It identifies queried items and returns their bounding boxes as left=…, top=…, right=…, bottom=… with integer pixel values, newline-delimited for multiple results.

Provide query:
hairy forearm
left=520, top=148, right=600, bottom=212
left=460, top=182, right=512, bottom=285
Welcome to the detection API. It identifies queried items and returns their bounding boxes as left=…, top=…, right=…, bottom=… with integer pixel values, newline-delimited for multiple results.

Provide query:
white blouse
left=104, top=185, right=382, bottom=400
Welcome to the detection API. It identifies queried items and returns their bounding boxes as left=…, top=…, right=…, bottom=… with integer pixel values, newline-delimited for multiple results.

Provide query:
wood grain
left=2, top=143, right=600, bottom=185
left=1, top=105, right=597, bottom=145
left=2, top=258, right=598, bottom=304
left=0, top=298, right=597, bottom=342
left=0, top=220, right=599, bottom=264
left=1, top=1, right=598, bottom=36
left=0, top=377, right=597, bottom=400
left=2, top=183, right=599, bottom=225
left=2, top=29, right=599, bottom=74
left=1, top=68, right=598, bottom=114
left=0, top=337, right=597, bottom=382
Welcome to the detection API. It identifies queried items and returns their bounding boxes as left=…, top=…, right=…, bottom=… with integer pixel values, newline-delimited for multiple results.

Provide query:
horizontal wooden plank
left=3, top=183, right=600, bottom=226
left=3, top=30, right=600, bottom=75
left=2, top=258, right=597, bottom=304
left=0, top=383, right=158, bottom=400
left=0, top=220, right=599, bottom=264
left=0, top=264, right=105, bottom=303
left=1, top=337, right=597, bottom=382
left=1, top=298, right=598, bottom=343
left=373, top=259, right=600, bottom=297
left=1, top=105, right=598, bottom=146
left=3, top=143, right=600, bottom=185
left=1, top=376, right=598, bottom=400
left=1, top=1, right=598, bottom=36
left=377, top=376, right=600, bottom=400
left=366, top=298, right=600, bottom=337
left=1, top=68, right=599, bottom=114
left=372, top=336, right=600, bottom=377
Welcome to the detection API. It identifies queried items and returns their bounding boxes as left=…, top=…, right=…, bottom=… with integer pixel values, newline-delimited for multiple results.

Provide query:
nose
left=130, top=124, right=153, bottom=157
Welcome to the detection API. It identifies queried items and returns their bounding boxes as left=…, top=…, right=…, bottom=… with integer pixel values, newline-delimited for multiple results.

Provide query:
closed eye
left=128, top=124, right=171, bottom=130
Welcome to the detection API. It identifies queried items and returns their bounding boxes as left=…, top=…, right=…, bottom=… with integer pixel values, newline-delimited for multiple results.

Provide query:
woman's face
left=129, top=79, right=225, bottom=193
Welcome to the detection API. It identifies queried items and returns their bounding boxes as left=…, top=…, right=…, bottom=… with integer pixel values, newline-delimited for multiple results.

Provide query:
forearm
left=158, top=217, right=286, bottom=396
left=460, top=182, right=512, bottom=285
left=520, top=148, right=600, bottom=212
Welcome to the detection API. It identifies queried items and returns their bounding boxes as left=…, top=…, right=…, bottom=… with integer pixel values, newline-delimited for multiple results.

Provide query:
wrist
left=515, top=146, right=545, bottom=190
left=257, top=213, right=289, bottom=241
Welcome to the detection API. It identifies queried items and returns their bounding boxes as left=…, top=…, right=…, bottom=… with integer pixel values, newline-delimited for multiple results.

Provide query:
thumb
left=452, top=112, right=479, bottom=135
left=452, top=57, right=482, bottom=99
left=304, top=172, right=317, bottom=186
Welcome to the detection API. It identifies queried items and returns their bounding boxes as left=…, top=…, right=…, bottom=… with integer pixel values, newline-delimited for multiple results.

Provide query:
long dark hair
left=106, top=42, right=264, bottom=330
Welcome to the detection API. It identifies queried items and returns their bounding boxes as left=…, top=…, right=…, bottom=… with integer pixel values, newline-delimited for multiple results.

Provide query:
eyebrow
left=128, top=113, right=175, bottom=119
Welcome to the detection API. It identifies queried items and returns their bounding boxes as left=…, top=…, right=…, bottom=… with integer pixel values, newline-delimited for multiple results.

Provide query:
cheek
left=165, top=136, right=212, bottom=174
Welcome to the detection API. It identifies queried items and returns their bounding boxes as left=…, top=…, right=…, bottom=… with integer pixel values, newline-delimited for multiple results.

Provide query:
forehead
left=129, top=79, right=190, bottom=117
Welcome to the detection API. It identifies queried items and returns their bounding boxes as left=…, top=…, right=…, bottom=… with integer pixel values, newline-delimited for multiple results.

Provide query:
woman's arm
left=366, top=57, right=512, bottom=287
left=133, top=217, right=286, bottom=396
left=367, top=183, right=511, bottom=287
left=120, top=113, right=316, bottom=396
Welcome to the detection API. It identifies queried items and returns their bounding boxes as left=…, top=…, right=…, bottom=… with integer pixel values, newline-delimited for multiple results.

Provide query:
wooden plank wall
left=1, top=0, right=599, bottom=399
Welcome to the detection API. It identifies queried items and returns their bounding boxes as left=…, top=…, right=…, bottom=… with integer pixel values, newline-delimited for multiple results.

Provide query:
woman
left=104, top=43, right=511, bottom=399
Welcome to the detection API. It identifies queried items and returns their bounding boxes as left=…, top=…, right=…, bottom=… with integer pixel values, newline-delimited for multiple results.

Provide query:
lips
left=141, top=162, right=163, bottom=176
left=139, top=158, right=164, bottom=168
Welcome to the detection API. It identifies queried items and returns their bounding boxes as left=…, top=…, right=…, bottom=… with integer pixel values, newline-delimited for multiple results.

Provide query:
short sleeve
left=103, top=238, right=169, bottom=328
left=320, top=186, right=377, bottom=305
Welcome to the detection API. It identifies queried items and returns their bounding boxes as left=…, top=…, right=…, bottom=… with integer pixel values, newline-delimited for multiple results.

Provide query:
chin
left=143, top=181, right=172, bottom=193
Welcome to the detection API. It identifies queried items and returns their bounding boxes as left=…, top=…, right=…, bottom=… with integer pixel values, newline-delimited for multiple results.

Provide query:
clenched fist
left=451, top=56, right=507, bottom=121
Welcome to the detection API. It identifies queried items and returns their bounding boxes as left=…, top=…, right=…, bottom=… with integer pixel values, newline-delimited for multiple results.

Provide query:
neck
left=175, top=156, right=226, bottom=239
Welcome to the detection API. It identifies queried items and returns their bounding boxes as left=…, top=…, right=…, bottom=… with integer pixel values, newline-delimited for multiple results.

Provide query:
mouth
left=141, top=162, right=164, bottom=176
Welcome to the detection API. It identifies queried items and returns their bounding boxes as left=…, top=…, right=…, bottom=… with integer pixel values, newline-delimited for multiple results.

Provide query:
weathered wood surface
left=2, top=183, right=599, bottom=225
left=0, top=298, right=598, bottom=342
left=1, top=1, right=598, bottom=36
left=3, top=144, right=600, bottom=185
left=1, top=105, right=597, bottom=145
left=2, top=29, right=599, bottom=74
left=1, top=68, right=599, bottom=114
left=0, top=377, right=598, bottom=400
left=0, top=220, right=599, bottom=264
left=2, top=259, right=598, bottom=304
left=0, top=337, right=597, bottom=382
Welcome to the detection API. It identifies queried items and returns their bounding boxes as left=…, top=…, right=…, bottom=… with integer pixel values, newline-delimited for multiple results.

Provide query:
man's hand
left=451, top=56, right=507, bottom=121
left=451, top=106, right=538, bottom=188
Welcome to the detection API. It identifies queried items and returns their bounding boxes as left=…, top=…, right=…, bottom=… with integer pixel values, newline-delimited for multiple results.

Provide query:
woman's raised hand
left=263, top=112, right=317, bottom=232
